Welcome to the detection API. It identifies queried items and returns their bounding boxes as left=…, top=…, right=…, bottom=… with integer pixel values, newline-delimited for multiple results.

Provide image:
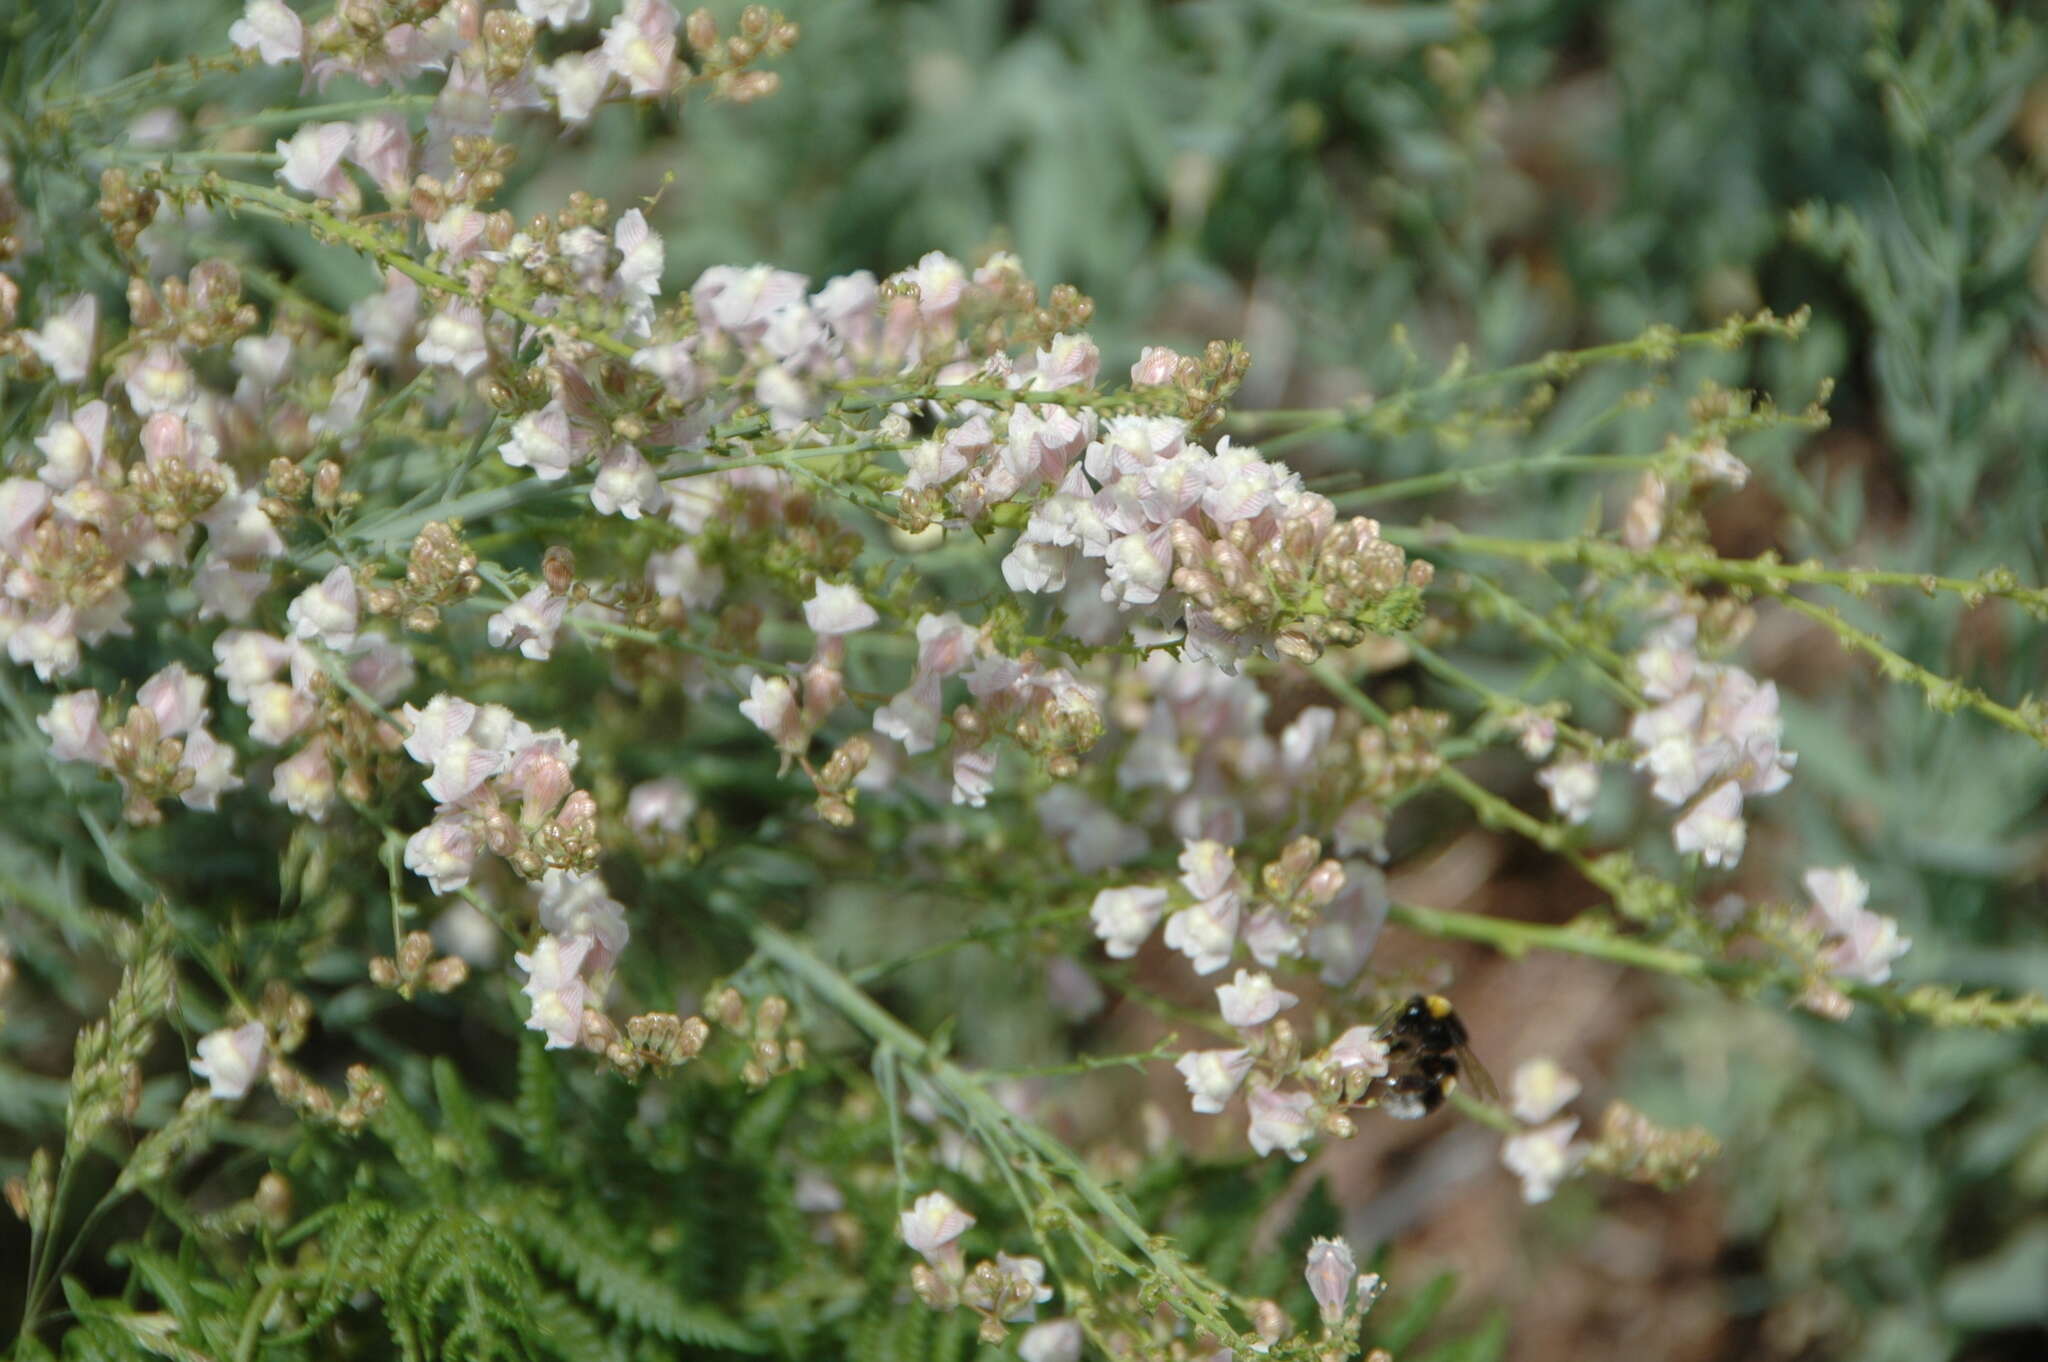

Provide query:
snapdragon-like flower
left=1089, top=885, right=1167, bottom=959
left=1175, top=1047, right=1253, bottom=1114
left=900, top=1190, right=975, bottom=1279
left=1245, top=1080, right=1317, bottom=1161
left=487, top=587, right=569, bottom=660
left=1162, top=889, right=1240, bottom=975
left=1017, top=1319, right=1083, bottom=1362
left=515, top=932, right=593, bottom=1049
left=271, top=737, right=337, bottom=821
left=285, top=565, right=359, bottom=649
left=803, top=580, right=880, bottom=636
left=1215, top=968, right=1297, bottom=1029
left=190, top=1021, right=267, bottom=1101
left=275, top=121, right=355, bottom=201
left=22, top=294, right=97, bottom=382
left=1802, top=866, right=1910, bottom=984
left=229, top=0, right=303, bottom=65
left=1509, top=1057, right=1582, bottom=1124
left=1673, top=779, right=1746, bottom=868
left=1538, top=757, right=1599, bottom=824
left=1304, top=1236, right=1358, bottom=1325
left=416, top=302, right=490, bottom=376
left=739, top=674, right=806, bottom=756
left=1502, top=1117, right=1586, bottom=1204
left=537, top=870, right=630, bottom=976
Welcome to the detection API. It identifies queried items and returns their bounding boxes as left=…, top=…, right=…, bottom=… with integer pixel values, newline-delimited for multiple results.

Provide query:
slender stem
left=750, top=922, right=1251, bottom=1348
left=1329, top=452, right=1661, bottom=507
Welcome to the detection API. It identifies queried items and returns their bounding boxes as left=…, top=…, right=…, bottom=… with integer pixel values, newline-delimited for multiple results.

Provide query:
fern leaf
left=514, top=1039, right=562, bottom=1170
left=510, top=1204, right=763, bottom=1353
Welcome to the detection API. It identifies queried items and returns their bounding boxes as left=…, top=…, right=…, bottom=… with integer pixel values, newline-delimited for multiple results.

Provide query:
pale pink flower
left=1215, top=969, right=1297, bottom=1029
left=629, top=341, right=701, bottom=401
left=229, top=0, right=303, bottom=64
left=1131, top=345, right=1183, bottom=386
left=1802, top=866, right=1910, bottom=985
left=1323, top=1026, right=1390, bottom=1079
left=1502, top=1117, right=1585, bottom=1204
left=191, top=1022, right=267, bottom=1101
left=515, top=932, right=594, bottom=1049
left=23, top=294, right=98, bottom=382
left=1163, top=893, right=1240, bottom=976
left=487, top=587, right=568, bottom=660
left=692, top=264, right=808, bottom=342
left=348, top=112, right=412, bottom=199
left=517, top=0, right=591, bottom=30
left=35, top=401, right=111, bottom=489
left=589, top=445, right=665, bottom=518
left=899, top=1190, right=974, bottom=1277
left=1175, top=1047, right=1252, bottom=1114
left=950, top=746, right=997, bottom=807
left=540, top=49, right=610, bottom=123
left=271, top=738, right=337, bottom=821
left=1018, top=1319, right=1083, bottom=1362
left=122, top=343, right=196, bottom=414
left=416, top=302, right=490, bottom=376
left=626, top=776, right=696, bottom=836
left=891, top=251, right=967, bottom=328
left=500, top=402, right=583, bottom=480
left=138, top=663, right=209, bottom=737
left=405, top=815, right=483, bottom=894
left=1537, top=758, right=1599, bottom=825
left=1673, top=779, right=1746, bottom=868
left=601, top=0, right=679, bottom=96
left=803, top=580, right=879, bottom=636
left=275, top=122, right=355, bottom=200
left=1245, top=1081, right=1317, bottom=1161
left=1509, top=1057, right=1582, bottom=1125
left=286, top=565, right=359, bottom=649
left=177, top=730, right=242, bottom=810
left=1690, top=439, right=1749, bottom=488
left=739, top=674, right=805, bottom=754
left=1305, top=1237, right=1358, bottom=1325
left=1031, top=333, right=1099, bottom=391
left=537, top=870, right=629, bottom=976
left=646, top=544, right=724, bottom=609
left=1089, top=885, right=1167, bottom=959
left=351, top=270, right=420, bottom=362
left=39, top=691, right=107, bottom=766
left=612, top=208, right=664, bottom=305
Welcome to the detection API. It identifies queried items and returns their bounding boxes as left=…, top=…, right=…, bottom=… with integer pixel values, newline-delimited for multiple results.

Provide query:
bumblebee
left=1369, top=993, right=1496, bottom=1119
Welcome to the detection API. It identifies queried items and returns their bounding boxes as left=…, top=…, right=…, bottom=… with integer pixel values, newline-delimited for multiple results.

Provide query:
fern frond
left=509, top=1203, right=763, bottom=1353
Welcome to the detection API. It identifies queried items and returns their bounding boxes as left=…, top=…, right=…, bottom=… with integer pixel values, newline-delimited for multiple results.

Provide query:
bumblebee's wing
left=1452, top=1043, right=1501, bottom=1105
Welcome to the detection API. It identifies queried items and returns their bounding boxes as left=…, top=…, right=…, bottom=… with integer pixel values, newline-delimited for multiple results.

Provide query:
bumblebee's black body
left=1370, top=993, right=1493, bottom=1119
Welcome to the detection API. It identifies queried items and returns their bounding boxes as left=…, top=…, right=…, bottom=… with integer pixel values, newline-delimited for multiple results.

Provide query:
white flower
left=191, top=1022, right=267, bottom=1101
left=1689, top=438, right=1749, bottom=488
left=487, top=587, right=568, bottom=660
left=275, top=122, right=355, bottom=200
left=803, top=580, right=879, bottom=636
left=1089, top=885, right=1167, bottom=959
left=138, top=662, right=209, bottom=738
left=39, top=691, right=107, bottom=766
left=404, top=815, right=482, bottom=894
left=1323, top=1026, right=1390, bottom=1079
left=515, top=933, right=593, bottom=1050
left=1508, top=1057, right=1582, bottom=1125
left=1175, top=1048, right=1252, bottom=1114
left=1017, top=1319, right=1083, bottom=1362
left=23, top=294, right=98, bottom=383
left=415, top=302, right=489, bottom=376
left=1304, top=1236, right=1358, bottom=1325
left=230, top=0, right=303, bottom=63
left=1802, top=866, right=1911, bottom=985
left=178, top=730, right=243, bottom=811
left=613, top=208, right=664, bottom=305
left=1163, top=893, right=1241, bottom=976
left=602, top=0, right=679, bottom=97
left=950, top=747, right=997, bottom=807
left=738, top=674, right=804, bottom=753
left=537, top=870, right=630, bottom=976
left=271, top=739, right=337, bottom=821
left=1537, top=758, right=1600, bottom=825
left=1177, top=840, right=1236, bottom=900
left=1673, top=779, right=1746, bottom=868
left=517, top=0, right=591, bottom=29
left=500, top=402, right=582, bottom=480
left=1501, top=1117, right=1585, bottom=1204
left=1245, top=1082, right=1317, bottom=1161
left=590, top=445, right=665, bottom=518
left=285, top=565, right=359, bottom=649
left=899, top=1190, right=974, bottom=1277
left=1215, top=969, right=1297, bottom=1029
left=626, top=776, right=696, bottom=837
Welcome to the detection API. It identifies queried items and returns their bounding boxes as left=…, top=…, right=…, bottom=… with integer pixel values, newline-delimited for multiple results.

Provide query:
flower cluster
left=41, top=663, right=242, bottom=825
left=399, top=695, right=597, bottom=891
left=1500, top=1057, right=1590, bottom=1204
left=899, top=1190, right=1057, bottom=1345
left=1629, top=611, right=1796, bottom=867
